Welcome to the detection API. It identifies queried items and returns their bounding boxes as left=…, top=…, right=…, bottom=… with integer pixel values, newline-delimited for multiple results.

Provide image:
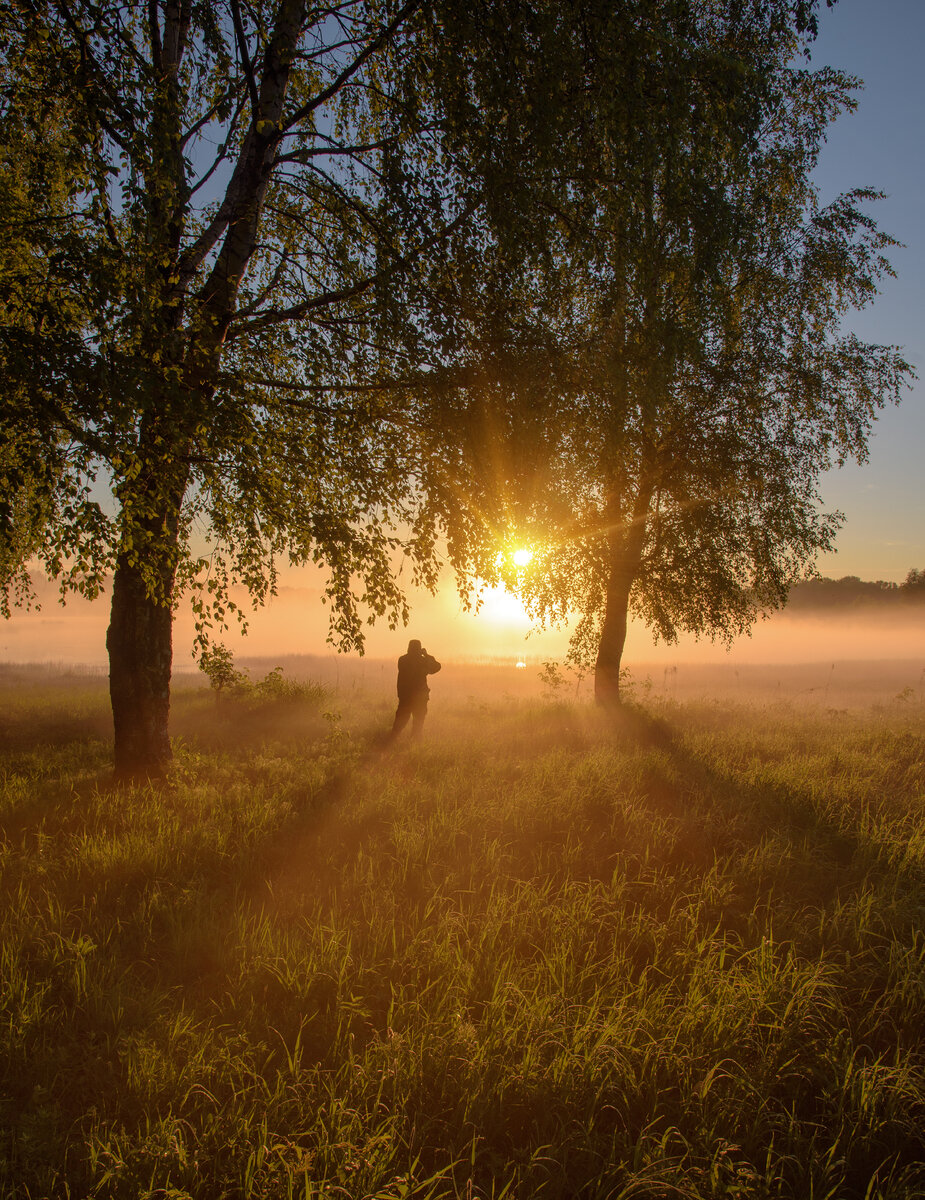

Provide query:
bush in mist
left=199, top=645, right=328, bottom=707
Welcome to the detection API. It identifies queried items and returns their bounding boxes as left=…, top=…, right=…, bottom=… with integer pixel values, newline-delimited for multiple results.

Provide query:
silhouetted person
left=389, top=639, right=441, bottom=742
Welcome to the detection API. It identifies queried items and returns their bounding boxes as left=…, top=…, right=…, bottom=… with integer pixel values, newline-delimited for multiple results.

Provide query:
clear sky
left=3, top=0, right=922, bottom=668
left=809, top=0, right=924, bottom=582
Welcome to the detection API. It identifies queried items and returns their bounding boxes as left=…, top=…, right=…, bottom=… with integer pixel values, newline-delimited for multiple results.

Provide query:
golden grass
left=1, top=667, right=924, bottom=1198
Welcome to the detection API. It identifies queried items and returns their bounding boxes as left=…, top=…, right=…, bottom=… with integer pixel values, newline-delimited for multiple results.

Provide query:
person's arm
left=425, top=654, right=441, bottom=674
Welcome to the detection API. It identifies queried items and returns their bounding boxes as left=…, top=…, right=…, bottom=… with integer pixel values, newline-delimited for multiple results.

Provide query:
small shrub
left=254, top=666, right=329, bottom=706
left=199, top=644, right=250, bottom=698
left=539, top=661, right=567, bottom=698
left=199, top=648, right=328, bottom=708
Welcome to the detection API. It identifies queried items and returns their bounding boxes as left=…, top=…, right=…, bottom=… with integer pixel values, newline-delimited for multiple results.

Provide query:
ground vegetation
left=2, top=671, right=925, bottom=1197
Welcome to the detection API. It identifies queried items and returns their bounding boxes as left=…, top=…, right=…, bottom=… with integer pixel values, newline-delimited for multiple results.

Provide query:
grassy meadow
left=1, top=660, right=925, bottom=1198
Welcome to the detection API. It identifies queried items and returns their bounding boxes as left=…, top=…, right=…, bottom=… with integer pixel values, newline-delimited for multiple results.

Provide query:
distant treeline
left=786, top=569, right=925, bottom=610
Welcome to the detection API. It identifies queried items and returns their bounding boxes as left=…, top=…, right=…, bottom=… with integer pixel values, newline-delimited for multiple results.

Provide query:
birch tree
left=1, top=0, right=468, bottom=774
left=421, top=0, right=910, bottom=704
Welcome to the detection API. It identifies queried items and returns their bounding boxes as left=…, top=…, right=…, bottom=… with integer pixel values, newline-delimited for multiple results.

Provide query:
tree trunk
left=594, top=559, right=634, bottom=707
left=107, top=554, right=176, bottom=777
left=106, top=431, right=189, bottom=778
left=594, top=477, right=653, bottom=708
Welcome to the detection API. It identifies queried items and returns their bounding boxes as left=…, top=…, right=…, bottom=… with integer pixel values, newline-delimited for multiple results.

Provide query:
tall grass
left=1, top=674, right=924, bottom=1197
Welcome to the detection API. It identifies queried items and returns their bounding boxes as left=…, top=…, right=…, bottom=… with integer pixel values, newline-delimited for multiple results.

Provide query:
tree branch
left=276, top=132, right=402, bottom=162
left=55, top=0, right=136, bottom=153
left=147, top=0, right=163, bottom=71
left=229, top=200, right=476, bottom=337
left=230, top=0, right=261, bottom=116
left=281, top=0, right=423, bottom=133
left=180, top=86, right=243, bottom=150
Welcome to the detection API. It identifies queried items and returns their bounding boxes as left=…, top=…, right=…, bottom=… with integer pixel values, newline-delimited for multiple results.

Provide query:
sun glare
left=512, top=548, right=533, bottom=568
left=479, top=586, right=531, bottom=627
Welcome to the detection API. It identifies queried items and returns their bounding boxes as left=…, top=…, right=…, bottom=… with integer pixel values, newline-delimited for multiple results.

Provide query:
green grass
left=2, top=673, right=925, bottom=1198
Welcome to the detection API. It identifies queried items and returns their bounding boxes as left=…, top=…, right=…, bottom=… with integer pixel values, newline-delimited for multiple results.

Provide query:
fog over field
left=3, top=571, right=925, bottom=683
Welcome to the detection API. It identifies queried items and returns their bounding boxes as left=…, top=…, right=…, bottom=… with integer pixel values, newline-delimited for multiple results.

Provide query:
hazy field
left=2, top=661, right=925, bottom=1198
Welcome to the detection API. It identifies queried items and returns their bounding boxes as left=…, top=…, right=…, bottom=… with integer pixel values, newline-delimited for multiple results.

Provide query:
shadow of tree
left=3, top=694, right=925, bottom=1198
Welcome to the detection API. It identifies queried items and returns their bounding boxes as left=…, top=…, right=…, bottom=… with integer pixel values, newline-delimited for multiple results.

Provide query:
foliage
left=0, top=0, right=475, bottom=643
left=0, top=6, right=110, bottom=616
left=538, top=659, right=587, bottom=700
left=252, top=664, right=329, bottom=705
left=2, top=675, right=925, bottom=1197
left=537, top=659, right=567, bottom=697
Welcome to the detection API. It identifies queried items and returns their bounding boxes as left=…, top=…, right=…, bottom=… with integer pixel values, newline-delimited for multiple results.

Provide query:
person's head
left=408, top=639, right=422, bottom=654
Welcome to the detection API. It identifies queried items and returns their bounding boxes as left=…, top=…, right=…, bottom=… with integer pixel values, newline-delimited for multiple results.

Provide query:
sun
left=512, top=548, right=533, bottom=568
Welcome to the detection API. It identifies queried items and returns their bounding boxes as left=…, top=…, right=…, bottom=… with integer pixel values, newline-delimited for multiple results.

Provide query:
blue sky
left=810, top=0, right=924, bottom=581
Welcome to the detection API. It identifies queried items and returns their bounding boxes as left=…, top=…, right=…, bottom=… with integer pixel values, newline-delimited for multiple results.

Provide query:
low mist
left=3, top=572, right=923, bottom=712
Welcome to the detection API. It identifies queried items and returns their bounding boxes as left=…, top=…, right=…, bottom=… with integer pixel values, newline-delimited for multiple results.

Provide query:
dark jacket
left=396, top=649, right=441, bottom=700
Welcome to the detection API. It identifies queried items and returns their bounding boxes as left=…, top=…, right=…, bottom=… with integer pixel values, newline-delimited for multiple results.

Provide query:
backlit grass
left=1, top=672, right=924, bottom=1197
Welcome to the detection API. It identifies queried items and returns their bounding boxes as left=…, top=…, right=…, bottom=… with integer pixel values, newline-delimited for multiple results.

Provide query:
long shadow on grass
left=0, top=696, right=326, bottom=860
left=450, top=699, right=925, bottom=974
left=621, top=702, right=925, bottom=955
left=0, top=704, right=365, bottom=1192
